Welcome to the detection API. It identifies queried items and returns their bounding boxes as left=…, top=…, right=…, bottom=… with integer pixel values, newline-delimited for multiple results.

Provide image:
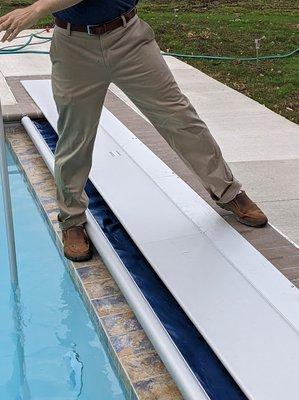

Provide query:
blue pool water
left=0, top=149, right=126, bottom=400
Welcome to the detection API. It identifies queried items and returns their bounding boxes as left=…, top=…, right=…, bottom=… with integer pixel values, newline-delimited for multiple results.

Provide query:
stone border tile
left=92, top=294, right=132, bottom=317
left=134, top=374, right=182, bottom=400
left=3, top=75, right=49, bottom=122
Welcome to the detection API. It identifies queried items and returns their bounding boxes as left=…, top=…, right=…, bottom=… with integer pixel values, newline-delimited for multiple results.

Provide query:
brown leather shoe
left=62, top=225, right=93, bottom=262
left=217, top=191, right=268, bottom=228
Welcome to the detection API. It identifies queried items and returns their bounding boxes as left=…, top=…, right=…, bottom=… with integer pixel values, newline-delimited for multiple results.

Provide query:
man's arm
left=0, top=0, right=83, bottom=42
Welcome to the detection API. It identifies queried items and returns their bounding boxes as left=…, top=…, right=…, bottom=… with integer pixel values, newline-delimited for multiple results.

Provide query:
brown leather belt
left=55, top=7, right=137, bottom=35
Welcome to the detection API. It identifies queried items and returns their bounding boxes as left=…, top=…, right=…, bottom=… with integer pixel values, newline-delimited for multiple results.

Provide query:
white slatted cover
left=22, top=80, right=299, bottom=400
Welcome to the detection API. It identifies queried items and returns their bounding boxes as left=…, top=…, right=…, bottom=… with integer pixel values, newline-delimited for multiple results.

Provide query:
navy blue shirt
left=53, top=0, right=138, bottom=25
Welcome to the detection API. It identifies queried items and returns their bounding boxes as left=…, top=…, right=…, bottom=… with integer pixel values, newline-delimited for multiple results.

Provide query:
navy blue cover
left=34, top=120, right=247, bottom=400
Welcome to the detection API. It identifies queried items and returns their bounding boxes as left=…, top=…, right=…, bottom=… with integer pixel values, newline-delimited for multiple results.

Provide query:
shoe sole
left=64, top=250, right=93, bottom=262
left=236, top=216, right=268, bottom=228
left=217, top=204, right=268, bottom=228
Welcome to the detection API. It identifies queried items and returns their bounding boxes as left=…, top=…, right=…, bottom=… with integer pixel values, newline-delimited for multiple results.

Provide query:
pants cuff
left=58, top=212, right=87, bottom=230
left=212, top=179, right=242, bottom=205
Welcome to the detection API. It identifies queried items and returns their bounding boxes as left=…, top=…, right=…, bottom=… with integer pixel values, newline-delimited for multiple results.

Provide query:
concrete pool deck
left=1, top=28, right=299, bottom=399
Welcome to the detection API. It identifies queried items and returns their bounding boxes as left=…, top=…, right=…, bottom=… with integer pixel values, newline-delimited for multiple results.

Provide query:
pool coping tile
left=134, top=374, right=183, bottom=400
left=120, top=351, right=168, bottom=384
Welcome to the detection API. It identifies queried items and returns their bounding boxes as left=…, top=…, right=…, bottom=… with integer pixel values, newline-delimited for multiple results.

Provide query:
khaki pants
left=50, top=14, right=241, bottom=230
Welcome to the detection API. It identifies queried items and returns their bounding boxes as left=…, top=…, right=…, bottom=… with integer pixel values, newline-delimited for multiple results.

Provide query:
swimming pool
left=0, top=148, right=126, bottom=399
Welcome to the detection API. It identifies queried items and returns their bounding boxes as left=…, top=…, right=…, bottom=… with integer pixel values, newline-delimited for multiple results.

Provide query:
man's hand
left=0, top=0, right=84, bottom=43
left=0, top=5, right=42, bottom=42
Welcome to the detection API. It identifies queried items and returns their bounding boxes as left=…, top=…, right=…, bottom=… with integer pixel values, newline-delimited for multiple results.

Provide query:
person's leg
left=50, top=26, right=110, bottom=231
left=105, top=16, right=241, bottom=204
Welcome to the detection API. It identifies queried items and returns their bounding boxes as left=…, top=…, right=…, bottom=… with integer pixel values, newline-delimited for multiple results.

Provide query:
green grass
left=1, top=0, right=298, bottom=123
left=139, top=0, right=299, bottom=123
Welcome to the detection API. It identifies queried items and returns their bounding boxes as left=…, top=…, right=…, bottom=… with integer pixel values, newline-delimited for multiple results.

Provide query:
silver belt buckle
left=87, top=24, right=99, bottom=35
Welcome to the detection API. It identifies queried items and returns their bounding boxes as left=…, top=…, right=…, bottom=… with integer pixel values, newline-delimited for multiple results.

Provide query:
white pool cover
left=22, top=79, right=299, bottom=400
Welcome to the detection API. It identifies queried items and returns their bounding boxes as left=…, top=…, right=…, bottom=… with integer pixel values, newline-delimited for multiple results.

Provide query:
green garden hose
left=0, top=31, right=52, bottom=54
left=0, top=31, right=298, bottom=61
left=162, top=48, right=299, bottom=61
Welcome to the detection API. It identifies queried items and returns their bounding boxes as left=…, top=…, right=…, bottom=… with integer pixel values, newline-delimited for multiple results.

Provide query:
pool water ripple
left=0, top=149, right=126, bottom=400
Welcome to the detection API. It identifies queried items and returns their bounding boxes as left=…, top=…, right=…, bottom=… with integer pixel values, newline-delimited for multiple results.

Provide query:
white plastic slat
left=22, top=80, right=299, bottom=400
left=21, top=116, right=210, bottom=400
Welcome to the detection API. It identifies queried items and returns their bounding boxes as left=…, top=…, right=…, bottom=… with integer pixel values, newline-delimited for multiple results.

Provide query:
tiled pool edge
left=5, top=123, right=183, bottom=400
